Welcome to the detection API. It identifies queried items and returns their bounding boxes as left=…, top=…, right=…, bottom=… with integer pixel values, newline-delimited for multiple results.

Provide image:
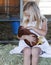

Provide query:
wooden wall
left=0, top=0, right=4, bottom=6
left=0, top=0, right=20, bottom=15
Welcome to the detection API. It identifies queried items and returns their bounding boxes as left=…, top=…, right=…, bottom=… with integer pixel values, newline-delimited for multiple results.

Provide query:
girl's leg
left=23, top=47, right=31, bottom=65
left=32, top=47, right=41, bottom=65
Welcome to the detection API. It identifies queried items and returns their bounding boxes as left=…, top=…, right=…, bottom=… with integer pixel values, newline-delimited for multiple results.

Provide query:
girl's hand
left=17, top=35, right=26, bottom=40
left=20, top=35, right=26, bottom=40
left=19, top=35, right=36, bottom=45
left=20, top=35, right=35, bottom=41
left=25, top=35, right=36, bottom=45
left=26, top=26, right=34, bottom=30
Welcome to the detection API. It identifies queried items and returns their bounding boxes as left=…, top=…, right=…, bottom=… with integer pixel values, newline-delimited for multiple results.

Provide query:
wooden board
left=0, top=0, right=5, bottom=6
left=0, top=0, right=20, bottom=15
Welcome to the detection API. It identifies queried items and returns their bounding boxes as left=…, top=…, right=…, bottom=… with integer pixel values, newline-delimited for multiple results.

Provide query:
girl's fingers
left=29, top=34, right=35, bottom=37
left=26, top=26, right=32, bottom=29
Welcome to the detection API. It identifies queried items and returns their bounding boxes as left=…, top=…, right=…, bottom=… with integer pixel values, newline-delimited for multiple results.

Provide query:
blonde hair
left=23, top=1, right=41, bottom=28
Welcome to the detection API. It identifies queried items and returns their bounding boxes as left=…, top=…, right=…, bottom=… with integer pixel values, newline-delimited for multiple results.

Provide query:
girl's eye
left=24, top=12, right=30, bottom=17
left=26, top=15, right=30, bottom=17
left=24, top=14, right=30, bottom=18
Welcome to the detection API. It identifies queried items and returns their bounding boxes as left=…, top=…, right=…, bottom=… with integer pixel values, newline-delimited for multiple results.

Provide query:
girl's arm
left=26, top=20, right=48, bottom=36
left=34, top=21, right=47, bottom=36
left=17, top=35, right=35, bottom=43
left=17, top=35, right=26, bottom=40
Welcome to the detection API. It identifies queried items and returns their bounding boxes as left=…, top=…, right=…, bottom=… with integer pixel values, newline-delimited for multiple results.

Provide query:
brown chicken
left=18, top=26, right=39, bottom=47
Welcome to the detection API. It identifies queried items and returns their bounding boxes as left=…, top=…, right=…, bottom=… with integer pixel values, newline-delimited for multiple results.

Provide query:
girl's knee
left=32, top=47, right=41, bottom=56
left=23, top=47, right=31, bottom=56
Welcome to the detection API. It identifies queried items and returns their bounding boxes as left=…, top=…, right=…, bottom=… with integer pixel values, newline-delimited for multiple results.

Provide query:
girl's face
left=24, top=10, right=30, bottom=19
left=23, top=7, right=35, bottom=22
left=23, top=9, right=30, bottom=22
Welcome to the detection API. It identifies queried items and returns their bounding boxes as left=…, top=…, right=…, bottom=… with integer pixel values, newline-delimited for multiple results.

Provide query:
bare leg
left=32, top=47, right=41, bottom=65
left=23, top=47, right=31, bottom=65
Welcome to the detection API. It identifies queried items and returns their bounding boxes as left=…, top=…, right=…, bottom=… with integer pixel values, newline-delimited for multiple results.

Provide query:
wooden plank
left=0, top=0, right=4, bottom=6
left=0, top=0, right=20, bottom=15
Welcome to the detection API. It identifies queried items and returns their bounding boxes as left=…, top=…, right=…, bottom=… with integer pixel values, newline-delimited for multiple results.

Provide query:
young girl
left=10, top=1, right=51, bottom=65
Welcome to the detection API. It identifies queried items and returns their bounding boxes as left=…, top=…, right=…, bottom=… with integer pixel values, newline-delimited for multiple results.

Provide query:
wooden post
left=20, top=0, right=23, bottom=22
